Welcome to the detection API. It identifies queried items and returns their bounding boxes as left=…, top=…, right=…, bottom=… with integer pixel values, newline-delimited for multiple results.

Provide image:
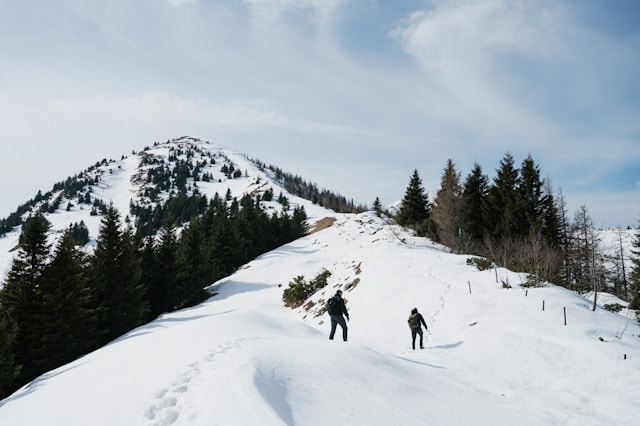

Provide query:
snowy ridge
left=0, top=211, right=638, bottom=425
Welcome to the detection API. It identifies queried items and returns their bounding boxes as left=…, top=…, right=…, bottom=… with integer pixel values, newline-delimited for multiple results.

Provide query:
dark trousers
left=411, top=327, right=423, bottom=349
left=329, top=314, right=348, bottom=341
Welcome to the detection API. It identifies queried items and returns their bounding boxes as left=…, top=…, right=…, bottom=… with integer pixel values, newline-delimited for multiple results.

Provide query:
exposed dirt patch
left=308, top=217, right=337, bottom=234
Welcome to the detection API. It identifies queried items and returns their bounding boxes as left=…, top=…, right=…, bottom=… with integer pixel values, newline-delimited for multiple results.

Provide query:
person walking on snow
left=408, top=307, right=428, bottom=350
left=328, top=290, right=349, bottom=341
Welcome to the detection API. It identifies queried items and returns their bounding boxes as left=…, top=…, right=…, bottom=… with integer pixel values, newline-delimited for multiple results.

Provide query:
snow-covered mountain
left=0, top=136, right=341, bottom=281
left=0, top=137, right=639, bottom=425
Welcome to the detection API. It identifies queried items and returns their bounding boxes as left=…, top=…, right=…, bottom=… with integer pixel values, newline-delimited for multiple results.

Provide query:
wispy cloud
left=0, top=0, right=638, bottom=226
left=167, top=0, right=196, bottom=7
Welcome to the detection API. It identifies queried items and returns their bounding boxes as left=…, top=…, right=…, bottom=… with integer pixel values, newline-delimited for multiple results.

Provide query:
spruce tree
left=540, top=180, right=563, bottom=247
left=461, top=163, right=489, bottom=244
left=0, top=213, right=50, bottom=385
left=372, top=197, right=383, bottom=216
left=174, top=217, right=211, bottom=309
left=91, top=205, right=148, bottom=343
left=36, top=231, right=97, bottom=370
left=628, top=225, right=640, bottom=310
left=516, top=155, right=544, bottom=236
left=0, top=311, right=20, bottom=398
left=484, top=153, right=520, bottom=240
left=145, top=219, right=179, bottom=317
left=432, top=159, right=463, bottom=250
left=396, top=169, right=431, bottom=236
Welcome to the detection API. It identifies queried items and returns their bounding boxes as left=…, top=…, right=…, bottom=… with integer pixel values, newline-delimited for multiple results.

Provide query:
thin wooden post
left=564, top=307, right=567, bottom=325
left=542, top=300, right=545, bottom=311
left=525, top=289, right=528, bottom=297
left=468, top=281, right=472, bottom=294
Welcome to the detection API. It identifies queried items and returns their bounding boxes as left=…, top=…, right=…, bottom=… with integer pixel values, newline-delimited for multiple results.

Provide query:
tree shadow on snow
left=205, top=280, right=273, bottom=301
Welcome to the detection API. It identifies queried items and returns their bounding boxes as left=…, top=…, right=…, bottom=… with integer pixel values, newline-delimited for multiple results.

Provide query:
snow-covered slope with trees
left=0, top=210, right=639, bottom=425
left=0, top=137, right=639, bottom=425
left=0, top=136, right=341, bottom=281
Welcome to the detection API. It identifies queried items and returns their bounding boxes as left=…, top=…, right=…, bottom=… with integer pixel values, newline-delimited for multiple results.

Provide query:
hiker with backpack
left=408, top=307, right=428, bottom=350
left=327, top=289, right=349, bottom=342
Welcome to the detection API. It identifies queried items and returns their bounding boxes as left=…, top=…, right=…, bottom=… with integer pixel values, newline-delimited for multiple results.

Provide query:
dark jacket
left=408, top=312, right=427, bottom=330
left=331, top=294, right=349, bottom=320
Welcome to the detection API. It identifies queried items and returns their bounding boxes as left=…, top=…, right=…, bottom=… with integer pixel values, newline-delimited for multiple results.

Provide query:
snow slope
left=1, top=211, right=639, bottom=426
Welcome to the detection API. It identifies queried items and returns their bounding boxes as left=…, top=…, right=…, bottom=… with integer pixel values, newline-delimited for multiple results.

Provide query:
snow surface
left=1, top=211, right=639, bottom=426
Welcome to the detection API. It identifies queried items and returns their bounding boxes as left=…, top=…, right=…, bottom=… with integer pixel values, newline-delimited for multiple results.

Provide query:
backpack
left=327, top=296, right=339, bottom=315
left=408, top=313, right=420, bottom=329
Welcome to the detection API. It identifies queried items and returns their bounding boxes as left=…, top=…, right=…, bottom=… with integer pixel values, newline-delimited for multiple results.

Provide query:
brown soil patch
left=308, top=217, right=337, bottom=234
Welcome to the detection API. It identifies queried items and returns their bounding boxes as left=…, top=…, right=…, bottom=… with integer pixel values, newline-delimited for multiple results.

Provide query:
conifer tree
left=36, top=231, right=97, bottom=370
left=461, top=163, right=489, bottom=245
left=396, top=169, right=431, bottom=236
left=174, top=217, right=211, bottom=309
left=91, top=205, right=148, bottom=343
left=484, top=153, right=520, bottom=240
left=146, top=219, right=179, bottom=317
left=372, top=197, right=383, bottom=216
left=0, top=213, right=50, bottom=384
left=541, top=180, right=563, bottom=248
left=516, top=155, right=545, bottom=236
left=628, top=225, right=640, bottom=310
left=0, top=311, right=20, bottom=398
left=432, top=159, right=463, bottom=250
left=236, top=194, right=263, bottom=261
left=209, top=218, right=243, bottom=279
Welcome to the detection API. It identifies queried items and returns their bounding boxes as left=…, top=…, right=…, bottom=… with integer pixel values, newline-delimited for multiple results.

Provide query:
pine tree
left=0, top=311, right=20, bottom=398
left=396, top=169, right=431, bottom=236
left=484, top=153, right=520, bottom=240
left=91, top=205, right=148, bottom=343
left=145, top=218, right=179, bottom=317
left=461, top=163, right=489, bottom=245
left=541, top=180, right=563, bottom=248
left=36, top=231, right=97, bottom=370
left=628, top=225, right=640, bottom=310
left=174, top=217, right=211, bottom=309
left=432, top=159, right=463, bottom=251
left=516, top=155, right=544, bottom=236
left=372, top=197, right=382, bottom=216
left=0, top=213, right=50, bottom=385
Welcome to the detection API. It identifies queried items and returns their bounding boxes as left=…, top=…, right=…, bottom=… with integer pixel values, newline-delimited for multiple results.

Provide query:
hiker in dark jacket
left=408, top=307, right=428, bottom=350
left=328, top=290, right=349, bottom=342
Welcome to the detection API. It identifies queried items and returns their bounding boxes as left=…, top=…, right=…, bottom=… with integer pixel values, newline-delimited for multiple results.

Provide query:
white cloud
left=167, top=0, right=196, bottom=7
left=241, top=0, right=345, bottom=28
left=389, top=0, right=564, bottom=123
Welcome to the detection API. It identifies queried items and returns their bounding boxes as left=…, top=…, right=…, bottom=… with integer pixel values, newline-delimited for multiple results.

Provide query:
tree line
left=0, top=192, right=308, bottom=398
left=387, top=152, right=640, bottom=308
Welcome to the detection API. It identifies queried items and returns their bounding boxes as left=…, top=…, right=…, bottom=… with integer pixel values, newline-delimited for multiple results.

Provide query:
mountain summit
left=0, top=136, right=350, bottom=276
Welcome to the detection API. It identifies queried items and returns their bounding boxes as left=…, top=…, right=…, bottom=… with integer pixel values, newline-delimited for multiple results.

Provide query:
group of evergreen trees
left=251, top=159, right=367, bottom=214
left=392, top=153, right=640, bottom=306
left=0, top=192, right=308, bottom=398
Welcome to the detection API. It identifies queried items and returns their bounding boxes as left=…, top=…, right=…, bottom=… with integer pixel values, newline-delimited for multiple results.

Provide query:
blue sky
left=1, top=0, right=638, bottom=227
